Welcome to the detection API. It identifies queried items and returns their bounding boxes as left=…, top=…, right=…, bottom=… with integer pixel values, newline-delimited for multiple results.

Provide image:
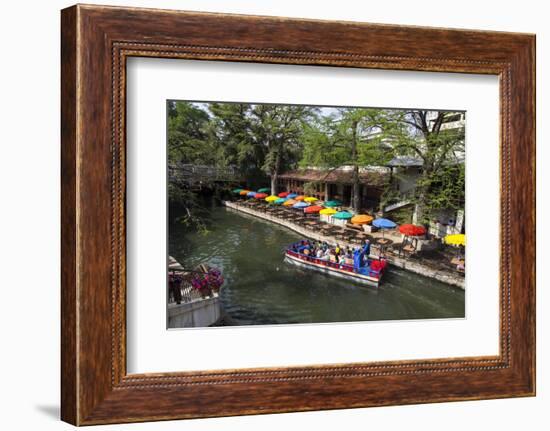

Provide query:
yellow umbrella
left=444, top=234, right=466, bottom=246
left=351, top=214, right=373, bottom=225
left=283, top=199, right=297, bottom=207
left=239, top=190, right=251, bottom=196
left=304, top=197, right=318, bottom=203
left=265, top=195, right=279, bottom=202
left=319, top=208, right=337, bottom=215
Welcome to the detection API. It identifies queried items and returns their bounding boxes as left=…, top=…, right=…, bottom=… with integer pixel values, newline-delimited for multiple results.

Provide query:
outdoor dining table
left=375, top=237, right=394, bottom=246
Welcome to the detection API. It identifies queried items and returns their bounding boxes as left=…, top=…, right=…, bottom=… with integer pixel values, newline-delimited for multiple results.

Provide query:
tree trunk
left=351, top=120, right=361, bottom=211
left=270, top=149, right=282, bottom=195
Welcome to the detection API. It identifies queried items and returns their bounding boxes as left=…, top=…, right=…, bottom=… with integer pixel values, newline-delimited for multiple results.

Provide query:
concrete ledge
left=168, top=295, right=222, bottom=328
left=224, top=201, right=465, bottom=290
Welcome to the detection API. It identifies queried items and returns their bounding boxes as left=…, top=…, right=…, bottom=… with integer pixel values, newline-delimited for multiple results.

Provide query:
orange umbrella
left=351, top=214, right=374, bottom=225
left=294, top=195, right=305, bottom=201
left=239, top=190, right=250, bottom=196
left=283, top=199, right=297, bottom=207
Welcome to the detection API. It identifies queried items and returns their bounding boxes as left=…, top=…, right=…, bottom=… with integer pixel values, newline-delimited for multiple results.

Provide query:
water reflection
left=168, top=201, right=465, bottom=326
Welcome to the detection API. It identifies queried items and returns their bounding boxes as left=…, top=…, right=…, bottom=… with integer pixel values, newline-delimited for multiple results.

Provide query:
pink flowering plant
left=190, top=267, right=224, bottom=297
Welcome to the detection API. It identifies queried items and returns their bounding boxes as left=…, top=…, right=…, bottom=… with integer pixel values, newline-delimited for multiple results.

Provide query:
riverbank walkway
left=224, top=200, right=465, bottom=289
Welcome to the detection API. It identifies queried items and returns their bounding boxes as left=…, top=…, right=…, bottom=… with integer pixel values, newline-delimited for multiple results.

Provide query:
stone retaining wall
left=224, top=201, right=465, bottom=290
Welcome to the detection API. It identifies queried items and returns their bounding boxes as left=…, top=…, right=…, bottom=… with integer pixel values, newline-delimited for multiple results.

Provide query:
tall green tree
left=393, top=110, right=465, bottom=223
left=247, top=104, right=316, bottom=194
left=301, top=108, right=396, bottom=211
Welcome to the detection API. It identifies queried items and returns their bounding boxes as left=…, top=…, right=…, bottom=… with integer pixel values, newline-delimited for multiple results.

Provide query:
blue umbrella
left=287, top=193, right=298, bottom=198
left=247, top=191, right=257, bottom=197
left=292, top=201, right=309, bottom=209
left=373, top=218, right=397, bottom=240
left=372, top=218, right=397, bottom=229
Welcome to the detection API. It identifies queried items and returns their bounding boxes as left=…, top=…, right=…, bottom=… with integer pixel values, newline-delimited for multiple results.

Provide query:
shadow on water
left=169, top=198, right=465, bottom=327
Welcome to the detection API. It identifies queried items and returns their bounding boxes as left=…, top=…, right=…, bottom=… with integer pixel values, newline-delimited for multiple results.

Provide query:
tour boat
left=284, top=240, right=387, bottom=287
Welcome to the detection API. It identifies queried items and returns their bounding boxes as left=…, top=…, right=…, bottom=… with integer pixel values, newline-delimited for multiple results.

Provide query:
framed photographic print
left=61, top=4, right=535, bottom=425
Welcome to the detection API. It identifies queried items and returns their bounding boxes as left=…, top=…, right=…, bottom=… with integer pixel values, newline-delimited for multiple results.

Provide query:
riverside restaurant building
left=277, top=166, right=390, bottom=213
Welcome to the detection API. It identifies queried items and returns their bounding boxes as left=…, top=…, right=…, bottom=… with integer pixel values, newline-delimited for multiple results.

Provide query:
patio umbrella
left=257, top=187, right=270, bottom=193
left=333, top=211, right=353, bottom=220
left=232, top=188, right=243, bottom=194
left=304, top=205, right=323, bottom=214
left=274, top=198, right=287, bottom=205
left=265, top=195, right=279, bottom=203
left=319, top=208, right=337, bottom=215
left=292, top=201, right=309, bottom=209
left=239, top=190, right=251, bottom=196
left=304, top=196, right=318, bottom=203
left=287, top=193, right=298, bottom=198
left=373, top=218, right=397, bottom=229
left=324, top=200, right=342, bottom=208
left=254, top=193, right=268, bottom=199
left=444, top=234, right=466, bottom=246
left=278, top=192, right=289, bottom=198
left=399, top=224, right=426, bottom=236
left=351, top=214, right=374, bottom=225
left=283, top=199, right=297, bottom=207
left=246, top=191, right=257, bottom=197
left=294, top=195, right=305, bottom=201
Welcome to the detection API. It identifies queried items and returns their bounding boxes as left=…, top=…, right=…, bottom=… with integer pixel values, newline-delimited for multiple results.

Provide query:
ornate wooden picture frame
left=61, top=4, right=535, bottom=425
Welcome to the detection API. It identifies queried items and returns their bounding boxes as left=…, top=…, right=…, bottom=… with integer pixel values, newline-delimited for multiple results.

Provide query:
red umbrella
left=254, top=193, right=268, bottom=199
left=278, top=192, right=289, bottom=198
left=399, top=224, right=426, bottom=236
left=304, top=205, right=323, bottom=214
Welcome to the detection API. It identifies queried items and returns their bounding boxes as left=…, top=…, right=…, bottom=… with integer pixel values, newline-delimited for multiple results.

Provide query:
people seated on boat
left=338, top=254, right=346, bottom=265
left=316, top=248, right=324, bottom=259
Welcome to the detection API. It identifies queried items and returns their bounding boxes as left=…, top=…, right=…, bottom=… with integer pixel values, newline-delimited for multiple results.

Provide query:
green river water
left=168, top=200, right=465, bottom=326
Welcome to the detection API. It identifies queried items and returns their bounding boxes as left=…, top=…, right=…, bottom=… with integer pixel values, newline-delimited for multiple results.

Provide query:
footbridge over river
left=169, top=163, right=242, bottom=189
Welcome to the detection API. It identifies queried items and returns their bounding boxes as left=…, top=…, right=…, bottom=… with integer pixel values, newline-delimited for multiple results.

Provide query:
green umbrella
left=333, top=211, right=353, bottom=219
left=274, top=198, right=287, bottom=205
left=324, top=200, right=342, bottom=208
left=232, top=188, right=243, bottom=194
left=257, top=187, right=271, bottom=193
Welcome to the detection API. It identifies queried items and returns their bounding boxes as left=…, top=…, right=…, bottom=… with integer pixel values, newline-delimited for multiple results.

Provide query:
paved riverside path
left=224, top=201, right=465, bottom=289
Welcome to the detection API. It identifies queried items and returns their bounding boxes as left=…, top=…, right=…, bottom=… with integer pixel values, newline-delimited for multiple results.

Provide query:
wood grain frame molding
left=61, top=4, right=535, bottom=425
